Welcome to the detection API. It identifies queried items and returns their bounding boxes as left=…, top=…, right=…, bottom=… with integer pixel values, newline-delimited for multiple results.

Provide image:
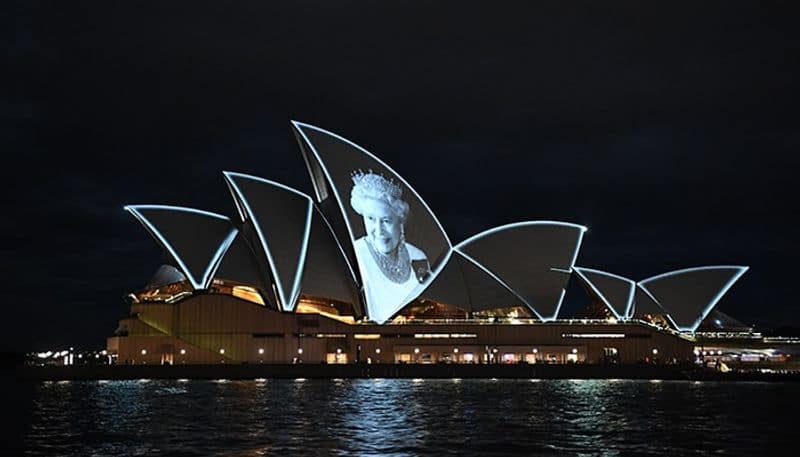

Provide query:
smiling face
left=360, top=197, right=402, bottom=254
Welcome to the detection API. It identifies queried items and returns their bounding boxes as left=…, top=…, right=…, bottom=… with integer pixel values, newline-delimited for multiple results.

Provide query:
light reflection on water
left=11, top=379, right=799, bottom=456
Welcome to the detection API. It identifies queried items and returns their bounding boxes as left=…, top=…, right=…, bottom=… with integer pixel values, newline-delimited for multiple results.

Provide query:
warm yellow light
left=297, top=348, right=304, bottom=354
left=453, top=348, right=459, bottom=353
left=414, top=348, right=420, bottom=354
left=219, top=348, right=225, bottom=354
left=140, top=349, right=147, bottom=355
left=258, top=348, right=264, bottom=354
left=354, top=334, right=381, bottom=340
left=375, top=348, right=381, bottom=354
left=232, top=285, right=265, bottom=305
left=180, top=349, right=186, bottom=355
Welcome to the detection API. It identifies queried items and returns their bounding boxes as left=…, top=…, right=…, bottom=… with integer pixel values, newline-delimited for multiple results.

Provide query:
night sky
left=3, top=2, right=799, bottom=352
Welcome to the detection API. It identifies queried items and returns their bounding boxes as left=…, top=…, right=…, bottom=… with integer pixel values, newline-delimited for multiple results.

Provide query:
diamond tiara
left=350, top=169, right=402, bottom=200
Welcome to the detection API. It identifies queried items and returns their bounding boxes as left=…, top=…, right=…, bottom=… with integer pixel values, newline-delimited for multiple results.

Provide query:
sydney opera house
left=107, top=122, right=749, bottom=366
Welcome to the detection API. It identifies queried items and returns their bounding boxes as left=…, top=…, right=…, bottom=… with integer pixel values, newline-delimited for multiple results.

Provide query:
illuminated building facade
left=107, top=122, right=749, bottom=366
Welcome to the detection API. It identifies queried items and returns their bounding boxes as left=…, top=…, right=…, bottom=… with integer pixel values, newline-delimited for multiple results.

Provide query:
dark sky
left=3, top=1, right=799, bottom=351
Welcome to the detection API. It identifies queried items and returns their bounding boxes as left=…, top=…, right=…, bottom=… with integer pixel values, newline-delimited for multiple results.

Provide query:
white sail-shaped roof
left=638, top=265, right=749, bottom=332
left=125, top=205, right=238, bottom=290
left=573, top=267, right=635, bottom=320
left=291, top=121, right=453, bottom=323
left=455, top=221, right=586, bottom=321
left=223, top=172, right=314, bottom=312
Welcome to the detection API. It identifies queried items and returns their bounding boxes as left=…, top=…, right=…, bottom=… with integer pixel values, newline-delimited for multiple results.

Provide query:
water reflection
left=13, top=379, right=800, bottom=456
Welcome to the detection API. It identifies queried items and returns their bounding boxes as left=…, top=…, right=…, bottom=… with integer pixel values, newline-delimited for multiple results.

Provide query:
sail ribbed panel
left=420, top=250, right=528, bottom=313
left=223, top=172, right=314, bottom=312
left=144, top=265, right=187, bottom=289
left=301, top=208, right=361, bottom=308
left=455, top=221, right=586, bottom=320
left=291, top=121, right=452, bottom=324
left=215, top=232, right=273, bottom=304
left=573, top=267, right=635, bottom=320
left=125, top=205, right=238, bottom=290
left=632, top=284, right=669, bottom=319
left=639, top=266, right=749, bottom=332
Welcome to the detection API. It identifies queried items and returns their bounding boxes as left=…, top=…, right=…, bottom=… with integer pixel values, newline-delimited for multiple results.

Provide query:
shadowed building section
left=697, top=309, right=754, bottom=333
left=632, top=284, right=673, bottom=328
left=144, top=264, right=187, bottom=289
left=223, top=172, right=314, bottom=311
left=298, top=207, right=362, bottom=318
left=455, top=222, right=587, bottom=321
left=415, top=250, right=530, bottom=318
left=573, top=267, right=635, bottom=320
left=124, top=205, right=238, bottom=290
left=638, top=266, right=749, bottom=332
left=214, top=233, right=274, bottom=307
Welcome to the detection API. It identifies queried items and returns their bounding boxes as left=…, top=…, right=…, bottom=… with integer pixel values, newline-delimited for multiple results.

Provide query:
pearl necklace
left=365, top=239, right=411, bottom=283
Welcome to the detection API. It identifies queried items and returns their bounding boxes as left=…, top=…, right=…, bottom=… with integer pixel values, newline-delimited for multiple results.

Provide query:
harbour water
left=9, top=379, right=798, bottom=456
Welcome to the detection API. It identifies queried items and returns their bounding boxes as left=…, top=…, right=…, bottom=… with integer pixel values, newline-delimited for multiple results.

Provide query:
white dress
left=353, top=237, right=427, bottom=323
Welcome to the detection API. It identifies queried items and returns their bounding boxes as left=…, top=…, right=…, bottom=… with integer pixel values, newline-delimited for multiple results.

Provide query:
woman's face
left=361, top=197, right=402, bottom=254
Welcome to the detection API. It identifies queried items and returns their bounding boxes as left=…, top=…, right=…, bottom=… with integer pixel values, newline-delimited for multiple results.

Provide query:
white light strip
left=124, top=205, right=237, bottom=291
left=455, top=220, right=588, bottom=251
left=562, top=333, right=626, bottom=339
left=291, top=121, right=454, bottom=323
left=222, top=171, right=314, bottom=312
left=573, top=267, right=622, bottom=320
left=639, top=266, right=749, bottom=333
left=551, top=288, right=567, bottom=322
left=634, top=283, right=678, bottom=328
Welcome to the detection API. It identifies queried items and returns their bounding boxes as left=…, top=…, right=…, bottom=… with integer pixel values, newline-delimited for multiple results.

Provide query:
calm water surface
left=7, top=378, right=798, bottom=456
